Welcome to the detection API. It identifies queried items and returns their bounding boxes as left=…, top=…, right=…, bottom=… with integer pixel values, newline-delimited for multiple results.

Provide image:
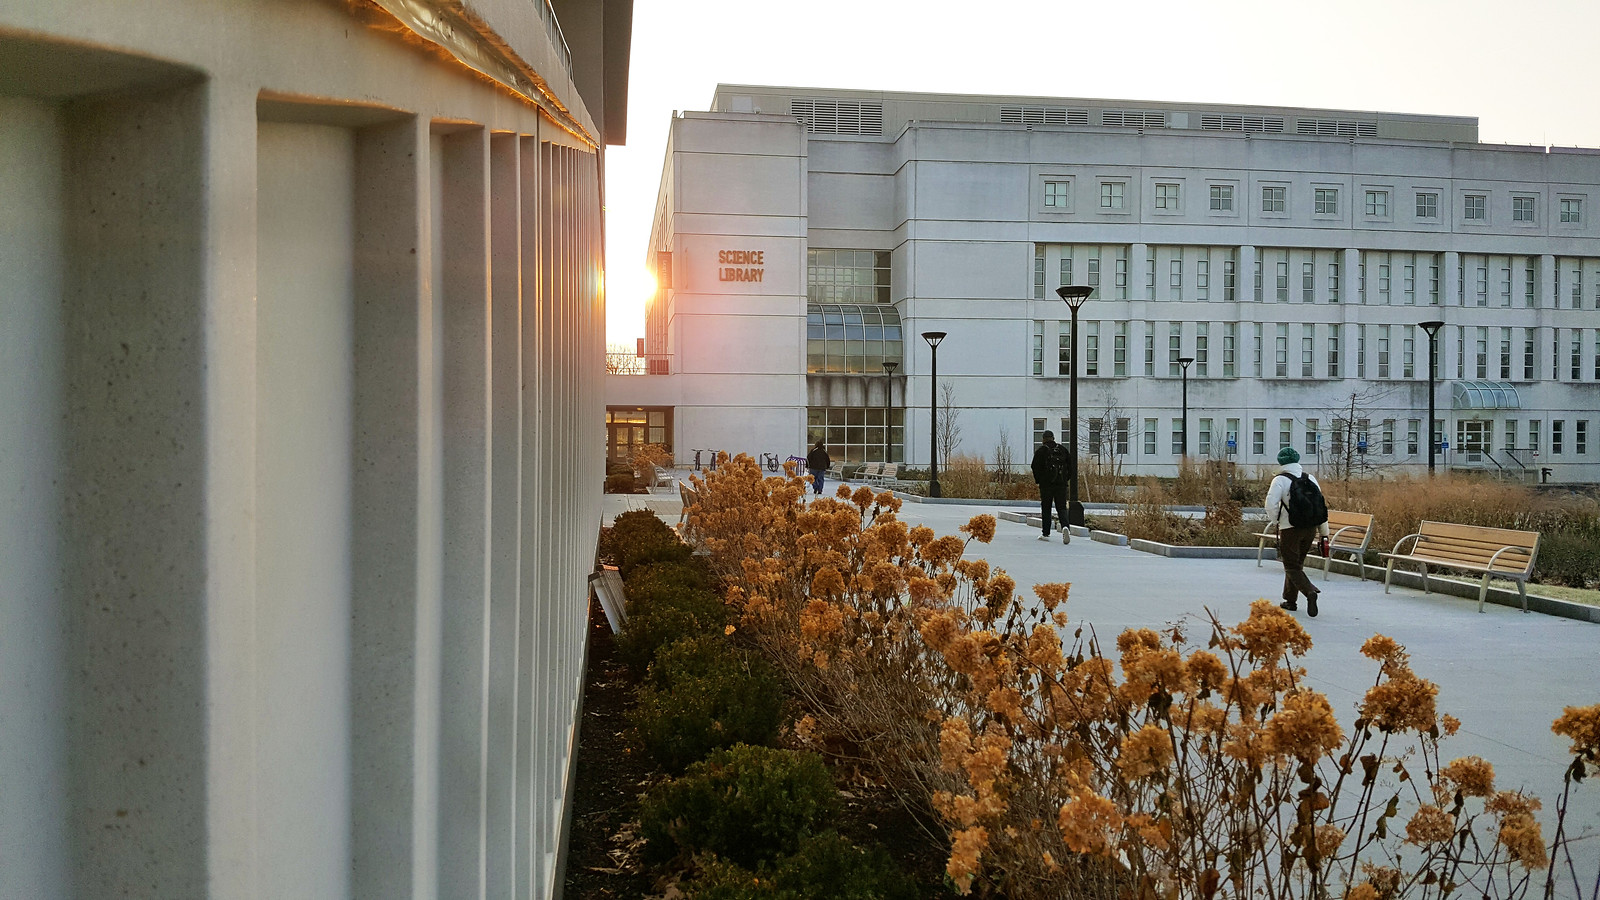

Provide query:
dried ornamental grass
left=684, top=454, right=1596, bottom=900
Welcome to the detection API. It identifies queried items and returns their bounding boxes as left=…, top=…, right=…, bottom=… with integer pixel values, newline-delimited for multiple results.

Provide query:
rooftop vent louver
left=1295, top=118, right=1378, bottom=138
left=1001, top=105, right=1090, bottom=127
left=1199, top=113, right=1285, bottom=133
left=1100, top=109, right=1166, bottom=129
left=790, top=99, right=884, bottom=135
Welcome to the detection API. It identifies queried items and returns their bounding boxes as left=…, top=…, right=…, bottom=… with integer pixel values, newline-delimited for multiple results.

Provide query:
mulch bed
left=562, top=596, right=962, bottom=899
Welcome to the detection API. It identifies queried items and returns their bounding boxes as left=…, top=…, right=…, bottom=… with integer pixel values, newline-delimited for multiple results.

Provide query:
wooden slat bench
left=825, top=461, right=846, bottom=482
left=854, top=462, right=883, bottom=483
left=1381, top=520, right=1541, bottom=613
left=864, top=463, right=900, bottom=489
left=1254, top=510, right=1375, bottom=581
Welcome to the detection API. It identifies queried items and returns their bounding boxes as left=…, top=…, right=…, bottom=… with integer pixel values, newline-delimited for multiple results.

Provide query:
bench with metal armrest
left=1254, top=509, right=1375, bottom=581
left=1380, top=520, right=1541, bottom=613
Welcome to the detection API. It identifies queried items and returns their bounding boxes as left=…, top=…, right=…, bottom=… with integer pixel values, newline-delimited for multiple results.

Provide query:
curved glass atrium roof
left=806, top=303, right=903, bottom=374
left=1452, top=381, right=1520, bottom=410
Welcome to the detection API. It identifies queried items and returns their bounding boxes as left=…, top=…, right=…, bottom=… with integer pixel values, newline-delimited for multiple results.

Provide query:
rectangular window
left=1513, top=196, right=1536, bottom=222
left=1475, top=265, right=1488, bottom=307
left=1578, top=420, right=1588, bottom=455
left=1171, top=418, right=1184, bottom=455
left=1365, top=190, right=1389, bottom=217
left=1572, top=328, right=1583, bottom=381
left=1210, top=184, right=1234, bottom=211
left=1314, top=188, right=1339, bottom=215
left=1198, top=418, right=1213, bottom=456
left=1503, top=264, right=1515, bottom=307
left=1530, top=420, right=1541, bottom=453
left=1328, top=325, right=1340, bottom=378
left=1561, top=198, right=1583, bottom=224
left=1253, top=324, right=1264, bottom=377
left=1302, top=261, right=1314, bottom=302
left=1146, top=258, right=1157, bottom=297
left=1144, top=418, right=1158, bottom=455
left=1464, top=194, right=1486, bottom=220
left=1058, top=321, right=1072, bottom=376
left=1404, top=264, right=1416, bottom=304
left=1196, top=323, right=1209, bottom=377
left=1526, top=266, right=1536, bottom=308
left=1088, top=418, right=1104, bottom=454
left=1254, top=260, right=1264, bottom=302
left=1305, top=418, right=1319, bottom=455
left=1276, top=260, right=1289, bottom=302
left=1429, top=263, right=1440, bottom=305
left=1169, top=323, right=1182, bottom=377
left=1114, top=248, right=1126, bottom=299
left=1226, top=418, right=1239, bottom=457
left=1155, top=182, right=1179, bottom=210
left=1301, top=330, right=1314, bottom=377
left=1252, top=418, right=1266, bottom=456
left=1196, top=258, right=1210, bottom=301
left=1595, top=331, right=1600, bottom=380
left=1085, top=321, right=1100, bottom=377
left=1501, top=327, right=1512, bottom=380
left=1032, top=321, right=1044, bottom=376
left=1088, top=256, right=1102, bottom=293
left=1553, top=420, right=1564, bottom=454
left=1382, top=419, right=1395, bottom=455
left=1377, top=325, right=1391, bottom=379
left=1143, top=325, right=1155, bottom=376
left=1033, top=417, right=1047, bottom=451
left=1407, top=419, right=1420, bottom=455
left=1262, top=185, right=1286, bottom=212
left=1279, top=418, right=1293, bottom=454
left=1524, top=328, right=1536, bottom=380
left=1114, top=418, right=1129, bottom=456
left=1170, top=258, right=1183, bottom=299
left=1554, top=329, right=1561, bottom=379
left=1378, top=263, right=1392, bottom=303
left=1060, top=256, right=1072, bottom=289
left=1034, top=247, right=1045, bottom=300
left=1573, top=266, right=1584, bottom=309
left=1505, top=420, right=1517, bottom=452
left=1275, top=324, right=1288, bottom=377
left=1101, top=182, right=1125, bottom=209
left=1224, top=323, right=1237, bottom=378
left=1044, top=181, right=1069, bottom=207
left=1114, top=322, right=1128, bottom=377
left=1224, top=259, right=1237, bottom=301
left=1357, top=325, right=1366, bottom=377
left=1403, top=331, right=1415, bottom=379
left=1329, top=261, right=1340, bottom=303
left=1416, top=192, right=1439, bottom=218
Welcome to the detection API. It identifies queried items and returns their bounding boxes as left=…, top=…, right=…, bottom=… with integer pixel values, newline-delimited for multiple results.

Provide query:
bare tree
left=936, top=380, right=962, bottom=468
left=605, top=342, right=644, bottom=375
left=993, top=426, right=1015, bottom=485
left=1320, top=386, right=1401, bottom=484
left=1078, top=392, right=1133, bottom=502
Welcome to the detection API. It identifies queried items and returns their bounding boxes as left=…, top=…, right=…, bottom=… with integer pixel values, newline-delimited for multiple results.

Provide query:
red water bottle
left=1319, top=536, right=1329, bottom=558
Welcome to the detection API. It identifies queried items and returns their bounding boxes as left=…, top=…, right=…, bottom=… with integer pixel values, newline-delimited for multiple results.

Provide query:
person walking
left=1030, top=430, right=1072, bottom=543
left=806, top=438, right=830, bottom=496
left=1264, top=447, right=1330, bottom=616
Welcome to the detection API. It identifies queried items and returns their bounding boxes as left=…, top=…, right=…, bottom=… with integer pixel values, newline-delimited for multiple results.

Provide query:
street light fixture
left=1177, top=356, right=1195, bottom=459
left=1055, top=285, right=1094, bottom=526
left=921, top=332, right=946, bottom=498
left=1420, top=320, right=1446, bottom=475
left=882, top=359, right=899, bottom=464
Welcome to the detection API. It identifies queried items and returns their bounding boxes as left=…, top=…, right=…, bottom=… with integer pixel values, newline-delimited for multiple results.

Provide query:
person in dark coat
left=806, top=439, right=830, bottom=495
left=1030, top=431, right=1073, bottom=543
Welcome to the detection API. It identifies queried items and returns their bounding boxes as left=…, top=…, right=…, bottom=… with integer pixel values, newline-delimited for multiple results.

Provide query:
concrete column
left=1443, top=251, right=1461, bottom=310
left=1237, top=245, right=1256, bottom=304
left=1130, top=243, right=1149, bottom=300
left=1540, top=254, right=1556, bottom=310
left=437, top=126, right=492, bottom=900
left=485, top=130, right=523, bottom=900
left=1342, top=248, right=1361, bottom=307
left=349, top=114, right=432, bottom=900
left=515, top=131, right=542, bottom=900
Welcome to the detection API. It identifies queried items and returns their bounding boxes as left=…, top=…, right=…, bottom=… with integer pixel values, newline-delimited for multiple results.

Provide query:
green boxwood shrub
left=1535, top=525, right=1600, bottom=588
left=640, top=744, right=837, bottom=868
left=630, top=636, right=784, bottom=770
left=624, top=559, right=715, bottom=607
left=605, top=471, right=639, bottom=494
left=683, top=833, right=918, bottom=900
left=607, top=509, right=691, bottom=578
left=614, top=587, right=727, bottom=680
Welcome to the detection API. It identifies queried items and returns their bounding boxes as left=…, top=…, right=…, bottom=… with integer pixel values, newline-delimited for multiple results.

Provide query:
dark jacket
left=1031, top=441, right=1073, bottom=488
left=806, top=445, right=830, bottom=472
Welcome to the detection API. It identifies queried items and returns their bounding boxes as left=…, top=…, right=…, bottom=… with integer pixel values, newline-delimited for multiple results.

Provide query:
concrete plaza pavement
left=601, top=488, right=1600, bottom=845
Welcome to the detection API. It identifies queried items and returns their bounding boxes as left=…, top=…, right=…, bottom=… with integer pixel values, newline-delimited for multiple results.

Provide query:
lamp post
left=1420, top=320, right=1445, bottom=475
left=921, top=332, right=946, bottom=498
left=1055, top=285, right=1094, bottom=526
left=1178, top=356, right=1195, bottom=459
left=882, top=359, right=899, bottom=464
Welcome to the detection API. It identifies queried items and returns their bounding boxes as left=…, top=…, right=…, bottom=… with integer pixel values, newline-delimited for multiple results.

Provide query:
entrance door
left=1457, top=419, right=1492, bottom=462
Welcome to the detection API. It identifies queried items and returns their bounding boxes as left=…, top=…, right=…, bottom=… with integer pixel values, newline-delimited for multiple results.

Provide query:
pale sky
left=602, top=0, right=1600, bottom=346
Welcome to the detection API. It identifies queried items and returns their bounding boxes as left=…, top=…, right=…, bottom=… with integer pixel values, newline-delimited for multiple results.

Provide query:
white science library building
left=608, top=85, right=1600, bottom=482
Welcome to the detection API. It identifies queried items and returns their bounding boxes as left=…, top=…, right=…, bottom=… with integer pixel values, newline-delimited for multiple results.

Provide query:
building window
left=1254, top=260, right=1264, bottom=302
left=1031, top=321, right=1044, bottom=376
left=1578, top=420, right=1588, bottom=455
left=808, top=406, right=903, bottom=464
left=1059, top=256, right=1073, bottom=291
left=1382, top=419, right=1395, bottom=455
left=1530, top=420, right=1541, bottom=453
left=1044, top=180, right=1070, bottom=207
left=1524, top=328, right=1536, bottom=380
left=1357, top=325, right=1366, bottom=378
left=1261, top=186, right=1286, bottom=213
left=1101, top=182, right=1125, bottom=210
left=1114, top=322, right=1128, bottom=376
left=1196, top=323, right=1209, bottom=377
left=1526, top=267, right=1537, bottom=307
left=1275, top=324, right=1288, bottom=377
left=1276, top=260, right=1289, bottom=302
left=1404, top=265, right=1416, bottom=305
left=808, top=249, right=892, bottom=304
left=1501, top=327, right=1513, bottom=380
left=1553, top=420, right=1565, bottom=455
left=1377, top=325, right=1390, bottom=379
left=1403, top=330, right=1415, bottom=379
left=1416, top=192, right=1439, bottom=219
left=1210, top=184, right=1233, bottom=211
left=1573, top=329, right=1584, bottom=381
left=1223, top=323, right=1237, bottom=378
left=1328, top=325, right=1340, bottom=378
left=1301, top=330, right=1314, bottom=377
left=1033, top=418, right=1047, bottom=451
left=1561, top=198, right=1583, bottom=224
left=1155, top=182, right=1180, bottom=210
left=1033, top=247, right=1045, bottom=299
left=1144, top=326, right=1155, bottom=376
left=1224, top=260, right=1237, bottom=301
left=1168, top=323, right=1182, bottom=376
left=1088, top=256, right=1102, bottom=292
left=1407, top=419, right=1420, bottom=455
left=1279, top=418, right=1293, bottom=454
left=1196, top=259, right=1210, bottom=301
left=1253, top=324, right=1263, bottom=377
left=1171, top=419, right=1184, bottom=455
left=1329, top=261, right=1340, bottom=303
left=1513, top=196, right=1536, bottom=222
left=1429, top=263, right=1440, bottom=305
left=1305, top=419, right=1319, bottom=455
left=1085, top=321, right=1100, bottom=377
left=1198, top=418, right=1213, bottom=456
left=1144, top=418, right=1158, bottom=455
left=806, top=303, right=904, bottom=374
left=1252, top=419, right=1266, bottom=456
left=1314, top=188, right=1339, bottom=215
left=1058, top=321, right=1072, bottom=376
left=1108, top=257, right=1122, bottom=294
left=1117, top=418, right=1130, bottom=455
left=1170, top=259, right=1182, bottom=299
left=1365, top=190, right=1389, bottom=217
left=1464, top=194, right=1486, bottom=220
left=1302, top=262, right=1314, bottom=303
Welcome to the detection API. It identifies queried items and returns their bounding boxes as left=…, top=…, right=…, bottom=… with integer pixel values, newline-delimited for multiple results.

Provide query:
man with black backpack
left=1031, top=430, right=1073, bottom=544
left=1263, top=446, right=1330, bottom=616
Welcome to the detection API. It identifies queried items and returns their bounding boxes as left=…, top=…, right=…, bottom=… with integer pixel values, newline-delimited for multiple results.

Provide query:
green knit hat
left=1277, top=446, right=1300, bottom=465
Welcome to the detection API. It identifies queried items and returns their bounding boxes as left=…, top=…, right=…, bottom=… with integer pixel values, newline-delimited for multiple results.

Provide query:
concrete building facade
left=624, top=85, right=1600, bottom=483
left=0, top=1, right=628, bottom=896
